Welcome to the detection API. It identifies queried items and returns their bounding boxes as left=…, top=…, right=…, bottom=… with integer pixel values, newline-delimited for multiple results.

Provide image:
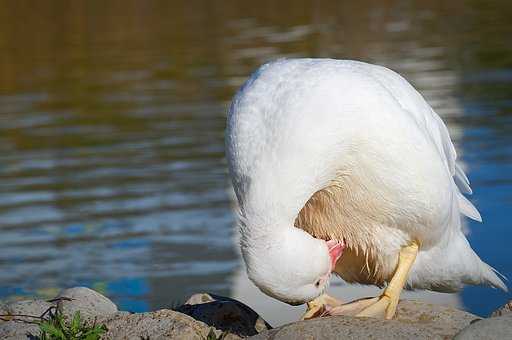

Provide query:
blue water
left=460, top=82, right=512, bottom=315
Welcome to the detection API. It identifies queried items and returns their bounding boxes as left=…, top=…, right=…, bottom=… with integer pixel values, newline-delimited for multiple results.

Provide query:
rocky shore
left=1, top=287, right=510, bottom=339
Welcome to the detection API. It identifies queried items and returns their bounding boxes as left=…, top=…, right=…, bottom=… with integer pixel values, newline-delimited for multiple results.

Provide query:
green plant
left=38, top=310, right=107, bottom=340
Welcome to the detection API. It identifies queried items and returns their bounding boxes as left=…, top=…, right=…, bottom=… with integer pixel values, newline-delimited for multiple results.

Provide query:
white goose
left=225, top=58, right=506, bottom=319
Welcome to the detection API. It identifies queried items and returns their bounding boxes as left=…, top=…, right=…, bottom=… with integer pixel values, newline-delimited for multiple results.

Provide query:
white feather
left=455, top=163, right=473, bottom=194
left=458, top=192, right=482, bottom=222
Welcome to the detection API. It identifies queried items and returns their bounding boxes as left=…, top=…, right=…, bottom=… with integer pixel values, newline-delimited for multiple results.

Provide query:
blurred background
left=0, top=0, right=511, bottom=326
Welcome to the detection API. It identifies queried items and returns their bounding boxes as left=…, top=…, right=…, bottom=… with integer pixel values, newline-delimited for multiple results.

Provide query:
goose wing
left=367, top=64, right=482, bottom=223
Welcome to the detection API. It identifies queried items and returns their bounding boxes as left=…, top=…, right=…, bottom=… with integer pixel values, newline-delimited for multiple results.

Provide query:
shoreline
left=1, top=287, right=511, bottom=339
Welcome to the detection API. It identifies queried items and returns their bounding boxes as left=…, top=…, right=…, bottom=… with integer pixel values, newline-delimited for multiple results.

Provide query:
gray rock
left=0, top=299, right=55, bottom=339
left=57, top=287, right=117, bottom=323
left=177, top=293, right=272, bottom=338
left=4, top=299, right=54, bottom=321
left=250, top=299, right=479, bottom=340
left=99, top=309, right=211, bottom=340
left=491, top=300, right=512, bottom=317
left=394, top=299, right=481, bottom=334
left=454, top=314, right=512, bottom=339
left=249, top=316, right=443, bottom=340
left=0, top=320, right=41, bottom=340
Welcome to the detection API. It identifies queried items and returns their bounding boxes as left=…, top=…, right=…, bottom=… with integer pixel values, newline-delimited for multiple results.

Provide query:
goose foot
left=326, top=296, right=380, bottom=316
left=301, top=293, right=344, bottom=320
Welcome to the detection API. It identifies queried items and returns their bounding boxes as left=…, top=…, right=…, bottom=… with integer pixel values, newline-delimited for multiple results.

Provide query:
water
left=0, top=0, right=511, bottom=324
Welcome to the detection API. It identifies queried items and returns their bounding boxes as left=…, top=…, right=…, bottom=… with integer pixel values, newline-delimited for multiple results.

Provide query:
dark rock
left=177, top=293, right=272, bottom=338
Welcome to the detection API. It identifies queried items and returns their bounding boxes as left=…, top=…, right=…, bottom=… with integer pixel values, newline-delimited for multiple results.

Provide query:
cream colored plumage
left=226, top=58, right=506, bottom=318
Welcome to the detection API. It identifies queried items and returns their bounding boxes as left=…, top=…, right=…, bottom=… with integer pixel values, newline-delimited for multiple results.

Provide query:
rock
left=250, top=299, right=480, bottom=340
left=176, top=293, right=272, bottom=338
left=184, top=293, right=217, bottom=305
left=0, top=291, right=496, bottom=340
left=3, top=299, right=54, bottom=322
left=491, top=300, right=512, bottom=317
left=99, top=309, right=211, bottom=340
left=249, top=316, right=444, bottom=340
left=57, top=287, right=117, bottom=323
left=394, top=299, right=480, bottom=333
left=0, top=299, right=55, bottom=339
left=454, top=314, right=512, bottom=339
left=0, top=289, right=126, bottom=340
left=0, top=320, right=41, bottom=340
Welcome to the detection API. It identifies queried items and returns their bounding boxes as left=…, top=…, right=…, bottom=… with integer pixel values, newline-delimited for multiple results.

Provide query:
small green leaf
left=37, top=304, right=107, bottom=340
left=83, top=324, right=106, bottom=340
left=71, top=311, right=81, bottom=333
left=39, top=321, right=66, bottom=339
left=55, top=313, right=67, bottom=335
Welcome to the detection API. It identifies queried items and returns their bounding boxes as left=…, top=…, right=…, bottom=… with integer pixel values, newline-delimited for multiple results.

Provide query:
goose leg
left=356, top=241, right=419, bottom=319
left=301, top=293, right=343, bottom=320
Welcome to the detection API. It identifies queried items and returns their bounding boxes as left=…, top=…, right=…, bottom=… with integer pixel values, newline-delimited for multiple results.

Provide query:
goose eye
left=314, top=279, right=321, bottom=287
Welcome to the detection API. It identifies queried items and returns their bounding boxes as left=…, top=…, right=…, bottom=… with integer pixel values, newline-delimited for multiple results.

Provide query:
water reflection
left=0, top=0, right=510, bottom=324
